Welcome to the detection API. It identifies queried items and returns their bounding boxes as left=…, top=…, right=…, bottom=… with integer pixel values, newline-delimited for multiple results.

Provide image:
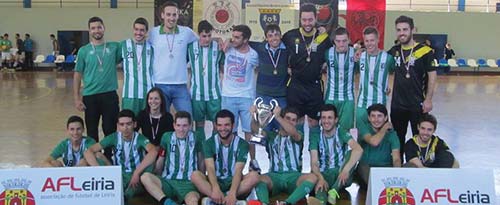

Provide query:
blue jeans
left=221, top=96, right=253, bottom=133
left=256, top=95, right=287, bottom=132
left=155, top=84, right=192, bottom=115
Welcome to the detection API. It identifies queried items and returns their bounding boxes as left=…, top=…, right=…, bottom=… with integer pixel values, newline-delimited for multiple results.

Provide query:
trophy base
left=249, top=135, right=267, bottom=146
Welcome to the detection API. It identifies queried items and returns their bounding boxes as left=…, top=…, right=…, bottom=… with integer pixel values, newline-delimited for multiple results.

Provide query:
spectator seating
left=438, top=58, right=448, bottom=67
left=65, top=55, right=76, bottom=63
left=477, top=59, right=488, bottom=67
left=43, top=55, right=56, bottom=63
left=457, top=58, right=467, bottom=67
left=486, top=59, right=497, bottom=68
left=34, top=55, right=45, bottom=64
left=54, top=55, right=65, bottom=63
left=448, top=59, right=458, bottom=67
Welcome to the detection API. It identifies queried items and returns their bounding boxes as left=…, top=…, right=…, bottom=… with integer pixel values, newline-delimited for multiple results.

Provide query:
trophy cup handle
left=254, top=97, right=263, bottom=107
left=268, top=99, right=279, bottom=122
left=253, top=97, right=263, bottom=121
left=270, top=99, right=279, bottom=109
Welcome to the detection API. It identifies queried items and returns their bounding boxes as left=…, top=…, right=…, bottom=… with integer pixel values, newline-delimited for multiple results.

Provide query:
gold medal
left=273, top=69, right=278, bottom=75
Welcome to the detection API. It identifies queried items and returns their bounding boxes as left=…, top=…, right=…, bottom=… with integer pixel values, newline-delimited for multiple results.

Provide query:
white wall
left=0, top=8, right=154, bottom=56
left=383, top=11, right=500, bottom=59
left=0, top=7, right=499, bottom=59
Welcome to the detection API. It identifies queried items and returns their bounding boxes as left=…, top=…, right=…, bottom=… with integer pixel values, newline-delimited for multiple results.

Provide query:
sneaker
left=275, top=201, right=289, bottom=205
left=307, top=196, right=323, bottom=205
left=202, top=197, right=220, bottom=205
left=236, top=200, right=247, bottom=205
left=164, top=198, right=178, bottom=205
left=327, top=189, right=339, bottom=205
left=249, top=159, right=261, bottom=173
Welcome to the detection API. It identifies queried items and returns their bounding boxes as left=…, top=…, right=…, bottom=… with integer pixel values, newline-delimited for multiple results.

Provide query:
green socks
left=285, top=181, right=315, bottom=204
left=256, top=181, right=270, bottom=204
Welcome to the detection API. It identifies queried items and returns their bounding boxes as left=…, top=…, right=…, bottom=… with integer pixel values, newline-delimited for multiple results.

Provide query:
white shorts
left=1, top=52, right=12, bottom=60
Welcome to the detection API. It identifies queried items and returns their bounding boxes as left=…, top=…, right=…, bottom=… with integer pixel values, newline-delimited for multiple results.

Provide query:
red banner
left=346, top=0, right=386, bottom=48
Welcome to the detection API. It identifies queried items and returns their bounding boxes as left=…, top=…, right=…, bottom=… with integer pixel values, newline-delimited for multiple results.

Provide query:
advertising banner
left=0, top=166, right=123, bottom=205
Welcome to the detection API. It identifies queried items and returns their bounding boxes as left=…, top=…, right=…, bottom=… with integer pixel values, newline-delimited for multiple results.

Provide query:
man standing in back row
left=120, top=17, right=154, bottom=116
left=73, top=17, right=121, bottom=158
left=388, top=16, right=436, bottom=159
left=149, top=1, right=198, bottom=114
left=282, top=3, right=333, bottom=144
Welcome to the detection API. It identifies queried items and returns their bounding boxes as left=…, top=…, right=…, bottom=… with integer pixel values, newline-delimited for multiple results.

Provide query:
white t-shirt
left=149, top=25, right=198, bottom=84
left=222, top=47, right=259, bottom=98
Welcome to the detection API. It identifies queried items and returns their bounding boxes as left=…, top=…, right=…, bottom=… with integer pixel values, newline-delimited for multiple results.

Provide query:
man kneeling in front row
left=404, top=113, right=459, bottom=168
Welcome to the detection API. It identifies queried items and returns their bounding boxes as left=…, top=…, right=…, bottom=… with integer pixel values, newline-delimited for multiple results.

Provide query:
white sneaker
left=236, top=200, right=247, bottom=205
left=202, top=197, right=213, bottom=205
left=202, top=197, right=247, bottom=205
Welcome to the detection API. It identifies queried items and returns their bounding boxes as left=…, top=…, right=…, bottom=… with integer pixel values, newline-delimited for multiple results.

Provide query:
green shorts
left=122, top=98, right=146, bottom=116
left=325, top=100, right=355, bottom=131
left=192, top=99, right=221, bottom=122
left=355, top=107, right=370, bottom=130
left=217, top=177, right=233, bottom=193
left=266, top=172, right=301, bottom=196
left=321, top=150, right=354, bottom=190
left=123, top=172, right=145, bottom=199
left=161, top=178, right=198, bottom=202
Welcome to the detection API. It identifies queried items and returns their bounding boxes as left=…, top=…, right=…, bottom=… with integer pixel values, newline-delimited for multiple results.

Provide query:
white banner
left=367, top=168, right=496, bottom=205
left=0, top=166, right=123, bottom=205
left=245, top=3, right=297, bottom=42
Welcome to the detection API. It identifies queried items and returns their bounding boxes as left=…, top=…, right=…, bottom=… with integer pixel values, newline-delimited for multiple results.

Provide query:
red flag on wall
left=346, top=0, right=386, bottom=48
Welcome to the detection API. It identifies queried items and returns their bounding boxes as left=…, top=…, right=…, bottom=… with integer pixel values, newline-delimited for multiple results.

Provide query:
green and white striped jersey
left=324, top=47, right=356, bottom=102
left=266, top=131, right=304, bottom=173
left=160, top=131, right=199, bottom=180
left=309, top=128, right=351, bottom=172
left=100, top=132, right=150, bottom=173
left=121, top=39, right=154, bottom=99
left=188, top=40, right=223, bottom=101
left=50, top=137, right=96, bottom=167
left=357, top=51, right=395, bottom=108
left=204, top=134, right=249, bottom=179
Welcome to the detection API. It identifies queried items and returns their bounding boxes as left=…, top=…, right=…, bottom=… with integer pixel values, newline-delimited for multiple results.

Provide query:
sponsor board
left=0, top=166, right=122, bottom=205
left=367, top=168, right=496, bottom=205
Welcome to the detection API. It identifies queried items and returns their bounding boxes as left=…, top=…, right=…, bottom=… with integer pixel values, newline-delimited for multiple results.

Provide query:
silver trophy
left=250, top=97, right=278, bottom=146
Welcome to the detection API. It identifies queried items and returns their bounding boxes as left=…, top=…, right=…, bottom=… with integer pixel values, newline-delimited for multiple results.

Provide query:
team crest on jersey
left=380, top=63, right=385, bottom=70
left=259, top=9, right=281, bottom=31
left=126, top=51, right=134, bottom=59
left=0, top=178, right=36, bottom=205
left=378, top=177, right=416, bottom=205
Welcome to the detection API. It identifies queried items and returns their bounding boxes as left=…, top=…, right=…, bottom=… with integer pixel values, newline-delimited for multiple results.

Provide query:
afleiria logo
left=378, top=177, right=416, bottom=205
left=0, top=178, right=36, bottom=205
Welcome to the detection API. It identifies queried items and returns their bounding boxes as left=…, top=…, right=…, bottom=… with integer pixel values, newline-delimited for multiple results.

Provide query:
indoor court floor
left=1, top=71, right=499, bottom=204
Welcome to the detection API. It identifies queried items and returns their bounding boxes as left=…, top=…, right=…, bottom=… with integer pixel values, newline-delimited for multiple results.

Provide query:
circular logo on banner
left=302, top=0, right=338, bottom=27
left=0, top=178, right=36, bottom=205
left=317, top=4, right=333, bottom=24
left=205, top=0, right=240, bottom=36
left=378, top=177, right=416, bottom=205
